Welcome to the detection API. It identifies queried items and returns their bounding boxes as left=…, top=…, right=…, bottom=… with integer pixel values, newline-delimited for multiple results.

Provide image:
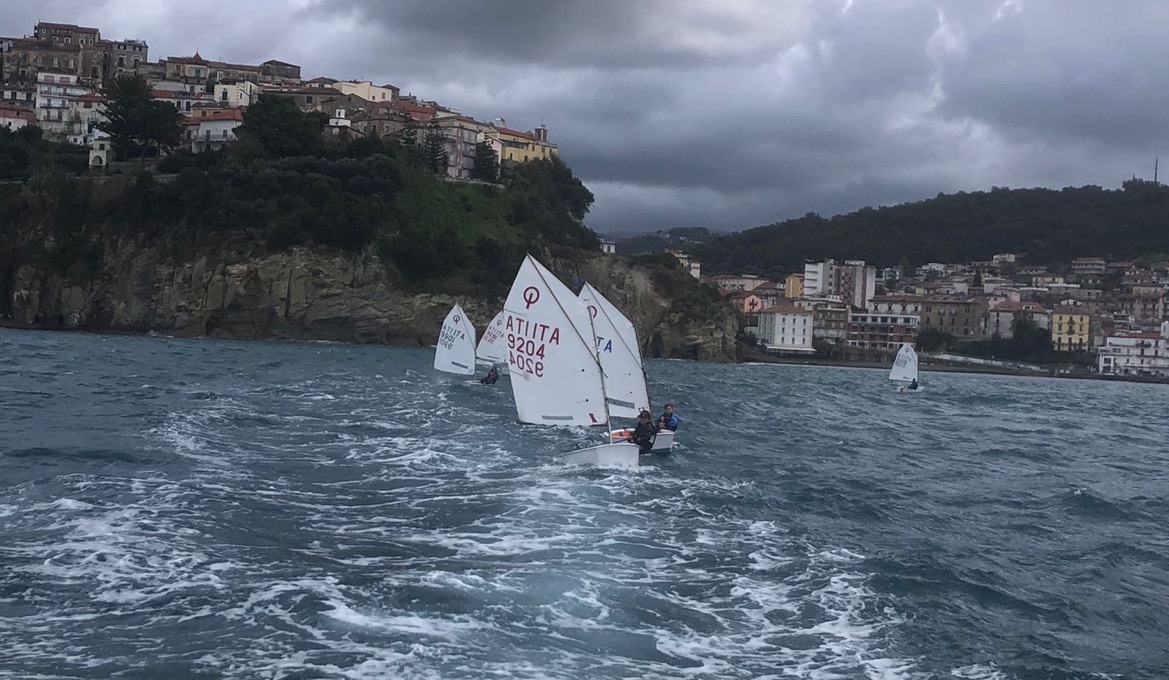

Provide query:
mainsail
left=889, top=343, right=919, bottom=383
left=476, top=311, right=508, bottom=364
left=503, top=255, right=608, bottom=426
left=433, top=304, right=477, bottom=376
left=578, top=282, right=650, bottom=418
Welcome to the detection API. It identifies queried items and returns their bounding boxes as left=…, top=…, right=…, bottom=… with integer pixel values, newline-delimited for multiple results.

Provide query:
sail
left=503, top=255, right=607, bottom=426
left=476, top=311, right=508, bottom=364
left=578, top=282, right=650, bottom=418
left=433, top=304, right=477, bottom=375
left=889, top=343, right=919, bottom=382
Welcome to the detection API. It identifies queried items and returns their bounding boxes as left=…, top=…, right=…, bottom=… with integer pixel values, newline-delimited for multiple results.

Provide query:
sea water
left=1, top=328, right=1166, bottom=679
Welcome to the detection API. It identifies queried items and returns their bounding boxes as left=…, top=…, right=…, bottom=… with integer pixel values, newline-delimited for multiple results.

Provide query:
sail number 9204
left=508, top=333, right=546, bottom=377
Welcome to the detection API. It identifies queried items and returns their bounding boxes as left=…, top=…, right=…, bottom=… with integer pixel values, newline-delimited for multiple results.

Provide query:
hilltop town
left=0, top=20, right=555, bottom=174
left=669, top=252, right=1168, bottom=379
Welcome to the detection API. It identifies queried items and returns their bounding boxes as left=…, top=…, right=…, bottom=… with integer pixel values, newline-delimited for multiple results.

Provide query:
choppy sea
left=1, top=328, right=1167, bottom=679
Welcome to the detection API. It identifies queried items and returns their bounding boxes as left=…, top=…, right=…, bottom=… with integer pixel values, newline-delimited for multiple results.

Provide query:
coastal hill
left=0, top=96, right=736, bottom=361
left=646, top=182, right=1169, bottom=277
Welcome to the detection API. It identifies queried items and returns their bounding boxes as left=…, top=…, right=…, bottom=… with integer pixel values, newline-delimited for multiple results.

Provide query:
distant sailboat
left=433, top=304, right=476, bottom=376
left=502, top=255, right=640, bottom=468
left=577, top=282, right=675, bottom=453
left=890, top=343, right=922, bottom=392
left=475, top=311, right=508, bottom=368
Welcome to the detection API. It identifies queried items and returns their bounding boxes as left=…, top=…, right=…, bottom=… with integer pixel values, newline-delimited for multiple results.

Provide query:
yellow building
left=1051, top=306, right=1090, bottom=351
left=488, top=124, right=558, bottom=164
left=785, top=273, right=804, bottom=299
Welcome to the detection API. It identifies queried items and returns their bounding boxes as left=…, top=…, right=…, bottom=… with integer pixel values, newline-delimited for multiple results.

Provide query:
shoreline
left=738, top=347, right=1169, bottom=386
left=5, top=322, right=1168, bottom=386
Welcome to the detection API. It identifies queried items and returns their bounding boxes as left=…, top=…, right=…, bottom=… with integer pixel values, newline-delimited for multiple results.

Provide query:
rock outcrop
left=4, top=240, right=738, bottom=361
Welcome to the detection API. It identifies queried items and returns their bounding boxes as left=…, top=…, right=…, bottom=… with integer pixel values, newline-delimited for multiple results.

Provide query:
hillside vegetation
left=694, top=181, right=1169, bottom=277
left=0, top=94, right=598, bottom=300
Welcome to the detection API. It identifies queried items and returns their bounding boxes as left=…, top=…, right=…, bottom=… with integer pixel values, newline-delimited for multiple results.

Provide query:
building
left=709, top=274, right=769, bottom=291
left=0, top=102, right=35, bottom=130
left=803, top=261, right=839, bottom=297
left=213, top=79, right=260, bottom=108
left=757, top=300, right=815, bottom=353
left=667, top=251, right=701, bottom=279
left=986, top=301, right=1050, bottom=339
left=34, top=71, right=95, bottom=140
left=487, top=123, right=558, bottom=164
left=794, top=297, right=849, bottom=344
left=918, top=296, right=987, bottom=340
left=88, top=134, right=112, bottom=169
left=3, top=38, right=81, bottom=84
left=433, top=114, right=487, bottom=179
left=331, top=80, right=398, bottom=103
left=838, top=260, right=877, bottom=309
left=33, top=22, right=100, bottom=46
left=1070, top=257, right=1107, bottom=277
left=869, top=295, right=924, bottom=317
left=784, top=273, right=804, bottom=299
left=1051, top=306, right=1090, bottom=352
left=188, top=108, right=244, bottom=152
left=846, top=308, right=919, bottom=351
left=1097, top=329, right=1169, bottom=376
left=753, top=281, right=784, bottom=308
left=152, top=87, right=214, bottom=114
left=725, top=290, right=764, bottom=315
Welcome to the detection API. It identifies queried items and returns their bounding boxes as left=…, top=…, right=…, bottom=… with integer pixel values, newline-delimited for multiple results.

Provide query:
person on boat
left=480, top=366, right=499, bottom=385
left=656, top=403, right=679, bottom=431
left=631, top=410, right=656, bottom=453
left=908, top=378, right=918, bottom=391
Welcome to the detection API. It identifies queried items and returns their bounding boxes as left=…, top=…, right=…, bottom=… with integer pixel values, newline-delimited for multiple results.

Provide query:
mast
left=586, top=303, right=616, bottom=443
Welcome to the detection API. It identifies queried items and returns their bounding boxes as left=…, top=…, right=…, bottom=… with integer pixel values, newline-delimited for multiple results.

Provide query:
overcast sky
left=4, top=1, right=1166, bottom=235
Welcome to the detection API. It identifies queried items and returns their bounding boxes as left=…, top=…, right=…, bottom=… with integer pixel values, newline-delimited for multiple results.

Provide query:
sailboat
left=577, top=282, right=675, bottom=453
left=433, top=304, right=477, bottom=376
left=475, top=311, right=509, bottom=369
left=502, top=254, right=641, bottom=468
left=890, top=343, right=922, bottom=392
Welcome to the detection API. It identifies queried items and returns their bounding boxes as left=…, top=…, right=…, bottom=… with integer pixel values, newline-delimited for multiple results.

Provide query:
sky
left=4, top=0, right=1168, bottom=236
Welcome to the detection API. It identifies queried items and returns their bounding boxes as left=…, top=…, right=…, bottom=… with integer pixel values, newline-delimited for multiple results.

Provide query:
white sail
left=503, top=255, right=608, bottom=426
left=476, top=311, right=508, bottom=364
left=433, top=304, right=477, bottom=376
left=578, top=282, right=650, bottom=418
left=889, top=343, right=919, bottom=382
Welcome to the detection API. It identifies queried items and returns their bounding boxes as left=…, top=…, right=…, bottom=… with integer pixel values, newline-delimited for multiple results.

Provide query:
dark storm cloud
left=5, top=1, right=1169, bottom=234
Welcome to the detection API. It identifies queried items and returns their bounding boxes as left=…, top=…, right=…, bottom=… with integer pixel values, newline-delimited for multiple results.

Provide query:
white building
left=1097, top=329, right=1169, bottom=376
left=88, top=134, right=112, bottom=170
left=0, top=102, right=35, bottom=131
left=600, top=240, right=616, bottom=255
left=668, top=250, right=701, bottom=279
left=803, top=261, right=839, bottom=297
left=34, top=71, right=94, bottom=140
left=189, top=109, right=243, bottom=152
left=757, top=300, right=815, bottom=353
left=213, top=79, right=261, bottom=108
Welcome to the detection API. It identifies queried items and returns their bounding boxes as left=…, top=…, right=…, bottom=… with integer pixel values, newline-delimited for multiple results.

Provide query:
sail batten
left=578, top=283, right=651, bottom=418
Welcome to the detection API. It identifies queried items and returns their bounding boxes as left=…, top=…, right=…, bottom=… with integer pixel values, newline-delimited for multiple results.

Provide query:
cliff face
left=4, top=240, right=738, bottom=361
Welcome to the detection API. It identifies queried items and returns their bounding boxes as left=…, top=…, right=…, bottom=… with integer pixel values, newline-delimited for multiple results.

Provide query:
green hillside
left=695, top=181, right=1169, bottom=277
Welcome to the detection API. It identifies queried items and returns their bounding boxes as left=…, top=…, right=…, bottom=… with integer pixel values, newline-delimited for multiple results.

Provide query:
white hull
left=608, top=428, right=675, bottom=452
left=561, top=442, right=641, bottom=468
left=896, top=386, right=924, bottom=393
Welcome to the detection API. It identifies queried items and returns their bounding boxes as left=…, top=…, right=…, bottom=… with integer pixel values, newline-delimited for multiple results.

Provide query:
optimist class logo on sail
left=505, top=313, right=560, bottom=378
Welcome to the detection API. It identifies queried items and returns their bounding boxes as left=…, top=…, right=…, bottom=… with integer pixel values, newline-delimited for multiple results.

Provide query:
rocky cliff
left=3, top=239, right=738, bottom=361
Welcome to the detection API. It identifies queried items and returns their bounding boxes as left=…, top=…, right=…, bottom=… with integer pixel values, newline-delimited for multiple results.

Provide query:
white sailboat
left=503, top=254, right=641, bottom=468
left=890, top=343, right=922, bottom=392
left=475, top=311, right=509, bottom=369
left=433, top=304, right=477, bottom=376
left=578, top=282, right=675, bottom=453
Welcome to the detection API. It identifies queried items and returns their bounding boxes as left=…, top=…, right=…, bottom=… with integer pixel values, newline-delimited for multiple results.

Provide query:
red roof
left=199, top=109, right=244, bottom=122
left=1052, top=306, right=1088, bottom=315
left=75, top=93, right=107, bottom=103
left=753, top=281, right=783, bottom=291
left=493, top=125, right=535, bottom=140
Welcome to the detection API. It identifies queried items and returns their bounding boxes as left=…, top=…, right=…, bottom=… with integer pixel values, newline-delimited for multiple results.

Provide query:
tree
left=423, top=120, right=448, bottom=175
left=235, top=94, right=326, bottom=158
left=470, top=141, right=499, bottom=182
left=97, top=73, right=183, bottom=159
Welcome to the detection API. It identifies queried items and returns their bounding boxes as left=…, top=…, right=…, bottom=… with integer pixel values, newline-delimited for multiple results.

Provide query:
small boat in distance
left=890, top=343, right=922, bottom=393
left=433, top=304, right=476, bottom=376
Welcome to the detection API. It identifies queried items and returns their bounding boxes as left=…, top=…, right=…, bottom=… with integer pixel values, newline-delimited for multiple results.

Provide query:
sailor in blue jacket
left=656, top=403, right=679, bottom=432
